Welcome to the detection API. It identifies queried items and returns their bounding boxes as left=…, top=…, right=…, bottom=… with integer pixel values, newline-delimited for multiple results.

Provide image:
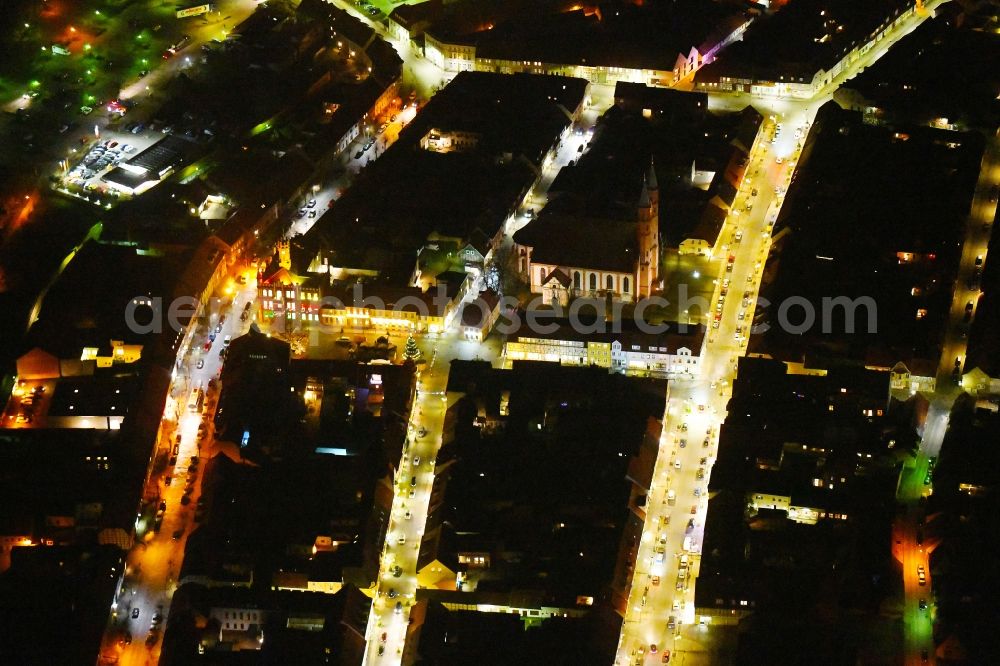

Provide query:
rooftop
left=23, top=239, right=181, bottom=360
left=439, top=360, right=667, bottom=597
left=471, top=0, right=747, bottom=73
left=303, top=71, right=586, bottom=284
left=696, top=0, right=914, bottom=85
left=754, top=102, right=983, bottom=367
left=48, top=375, right=137, bottom=418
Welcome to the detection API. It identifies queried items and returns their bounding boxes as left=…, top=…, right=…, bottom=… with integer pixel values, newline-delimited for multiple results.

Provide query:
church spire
left=638, top=180, right=651, bottom=209
left=638, top=157, right=658, bottom=210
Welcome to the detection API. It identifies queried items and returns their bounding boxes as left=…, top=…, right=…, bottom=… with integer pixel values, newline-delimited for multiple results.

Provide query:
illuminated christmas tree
left=403, top=334, right=421, bottom=361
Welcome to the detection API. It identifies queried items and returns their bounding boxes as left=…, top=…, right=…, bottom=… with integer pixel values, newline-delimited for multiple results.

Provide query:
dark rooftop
left=696, top=0, right=915, bottom=85
left=125, top=134, right=199, bottom=176
left=48, top=375, right=137, bottom=418
left=438, top=360, right=667, bottom=597
left=302, top=71, right=586, bottom=284
left=754, top=102, right=983, bottom=368
left=514, top=215, right=641, bottom=273
left=472, top=0, right=747, bottom=73
left=23, top=239, right=181, bottom=360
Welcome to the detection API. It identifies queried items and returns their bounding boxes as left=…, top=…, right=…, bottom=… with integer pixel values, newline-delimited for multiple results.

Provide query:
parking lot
left=58, top=120, right=168, bottom=198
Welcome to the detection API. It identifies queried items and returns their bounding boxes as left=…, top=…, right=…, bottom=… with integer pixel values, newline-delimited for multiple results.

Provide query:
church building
left=513, top=161, right=660, bottom=305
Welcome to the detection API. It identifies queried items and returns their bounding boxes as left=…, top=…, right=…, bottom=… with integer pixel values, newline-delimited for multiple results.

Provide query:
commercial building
left=103, top=134, right=200, bottom=196
left=835, top=7, right=1000, bottom=128
left=503, top=316, right=705, bottom=378
left=925, top=396, right=1000, bottom=664
left=458, top=289, right=502, bottom=342
left=159, top=582, right=372, bottom=663
left=513, top=82, right=762, bottom=291
left=0, top=426, right=150, bottom=663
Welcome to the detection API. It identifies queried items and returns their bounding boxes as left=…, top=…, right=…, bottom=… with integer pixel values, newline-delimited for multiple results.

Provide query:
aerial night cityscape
left=0, top=0, right=998, bottom=665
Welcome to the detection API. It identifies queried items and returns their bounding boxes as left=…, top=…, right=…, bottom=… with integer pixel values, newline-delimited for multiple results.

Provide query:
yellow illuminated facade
left=80, top=340, right=143, bottom=367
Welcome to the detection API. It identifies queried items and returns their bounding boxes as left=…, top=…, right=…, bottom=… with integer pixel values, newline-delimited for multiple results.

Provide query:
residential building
left=694, top=0, right=941, bottom=98
left=695, top=357, right=906, bottom=647
left=420, top=1, right=752, bottom=88
left=459, top=290, right=502, bottom=342
left=300, top=71, right=586, bottom=287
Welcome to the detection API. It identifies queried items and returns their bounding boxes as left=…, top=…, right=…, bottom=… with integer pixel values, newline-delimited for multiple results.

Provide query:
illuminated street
left=613, top=105, right=815, bottom=664
left=97, top=271, right=259, bottom=665
left=1, top=0, right=997, bottom=664
left=361, top=332, right=500, bottom=665
left=612, top=2, right=957, bottom=661
left=892, top=127, right=1000, bottom=666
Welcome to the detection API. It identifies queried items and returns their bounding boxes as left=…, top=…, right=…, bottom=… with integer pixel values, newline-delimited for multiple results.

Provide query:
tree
left=403, top=335, right=421, bottom=361
left=484, top=242, right=519, bottom=296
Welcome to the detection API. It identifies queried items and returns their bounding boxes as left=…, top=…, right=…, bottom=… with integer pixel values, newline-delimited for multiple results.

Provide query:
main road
left=614, top=104, right=816, bottom=665
left=97, top=272, right=259, bottom=665
left=360, top=75, right=607, bottom=666
left=615, top=1, right=956, bottom=662
left=360, top=333, right=501, bottom=664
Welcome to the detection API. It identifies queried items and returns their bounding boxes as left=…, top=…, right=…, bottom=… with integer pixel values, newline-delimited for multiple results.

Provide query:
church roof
left=515, top=215, right=639, bottom=274
left=541, top=267, right=571, bottom=288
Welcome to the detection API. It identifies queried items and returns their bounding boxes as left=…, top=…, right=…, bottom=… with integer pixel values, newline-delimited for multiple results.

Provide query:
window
left=589, top=273, right=597, bottom=290
left=573, top=271, right=581, bottom=290
left=623, top=277, right=630, bottom=293
left=538, top=267, right=545, bottom=285
left=606, top=274, right=614, bottom=290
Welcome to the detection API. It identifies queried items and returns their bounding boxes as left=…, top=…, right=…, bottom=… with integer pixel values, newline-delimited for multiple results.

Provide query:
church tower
left=636, top=159, right=660, bottom=298
left=277, top=240, right=292, bottom=270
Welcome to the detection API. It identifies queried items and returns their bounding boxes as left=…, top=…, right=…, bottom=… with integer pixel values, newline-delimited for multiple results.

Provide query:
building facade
left=503, top=320, right=703, bottom=378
